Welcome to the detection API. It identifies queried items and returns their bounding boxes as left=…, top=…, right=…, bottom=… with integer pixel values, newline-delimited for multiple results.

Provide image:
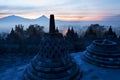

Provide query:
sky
left=0, top=0, right=120, bottom=21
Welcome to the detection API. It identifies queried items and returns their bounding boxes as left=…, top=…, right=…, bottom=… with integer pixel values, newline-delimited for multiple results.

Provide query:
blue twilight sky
left=0, top=0, right=120, bottom=21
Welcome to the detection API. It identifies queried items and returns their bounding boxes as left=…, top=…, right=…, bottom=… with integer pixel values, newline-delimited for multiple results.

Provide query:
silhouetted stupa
left=21, top=14, right=82, bottom=80
left=49, top=14, right=55, bottom=33
left=83, top=39, right=120, bottom=68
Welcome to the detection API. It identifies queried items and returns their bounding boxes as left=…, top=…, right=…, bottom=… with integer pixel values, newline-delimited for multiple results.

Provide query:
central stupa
left=21, top=14, right=82, bottom=80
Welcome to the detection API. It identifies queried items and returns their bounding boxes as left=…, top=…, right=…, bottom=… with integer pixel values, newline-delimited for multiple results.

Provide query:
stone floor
left=0, top=52, right=120, bottom=80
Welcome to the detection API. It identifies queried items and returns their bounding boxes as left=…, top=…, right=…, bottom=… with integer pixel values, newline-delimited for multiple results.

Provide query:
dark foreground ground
left=0, top=52, right=120, bottom=80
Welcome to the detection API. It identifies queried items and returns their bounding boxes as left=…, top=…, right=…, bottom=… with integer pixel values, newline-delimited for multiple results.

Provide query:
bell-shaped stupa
left=21, top=14, right=82, bottom=80
left=83, top=39, right=120, bottom=69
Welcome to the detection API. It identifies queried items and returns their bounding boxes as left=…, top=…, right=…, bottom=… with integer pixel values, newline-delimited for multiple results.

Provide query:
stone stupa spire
left=49, top=14, right=55, bottom=33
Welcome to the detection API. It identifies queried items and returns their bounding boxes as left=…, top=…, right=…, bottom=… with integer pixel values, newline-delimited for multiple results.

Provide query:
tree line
left=0, top=24, right=119, bottom=54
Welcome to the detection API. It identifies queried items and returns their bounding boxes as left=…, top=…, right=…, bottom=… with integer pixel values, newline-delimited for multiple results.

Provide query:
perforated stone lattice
left=39, top=36, right=68, bottom=59
left=21, top=14, right=82, bottom=80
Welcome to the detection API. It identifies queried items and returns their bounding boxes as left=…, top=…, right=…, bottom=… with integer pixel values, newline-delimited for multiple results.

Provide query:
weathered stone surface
left=21, top=14, right=82, bottom=80
left=83, top=39, right=120, bottom=69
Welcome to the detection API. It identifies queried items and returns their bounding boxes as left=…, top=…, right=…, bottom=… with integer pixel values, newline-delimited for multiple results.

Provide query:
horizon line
left=0, top=14, right=118, bottom=22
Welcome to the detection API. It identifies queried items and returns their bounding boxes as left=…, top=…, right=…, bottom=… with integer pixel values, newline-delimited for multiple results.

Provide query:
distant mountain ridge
left=1, top=14, right=120, bottom=22
left=35, top=15, right=48, bottom=21
left=0, top=15, right=31, bottom=22
left=0, top=15, right=120, bottom=33
left=0, top=15, right=63, bottom=25
left=0, top=15, right=67, bottom=32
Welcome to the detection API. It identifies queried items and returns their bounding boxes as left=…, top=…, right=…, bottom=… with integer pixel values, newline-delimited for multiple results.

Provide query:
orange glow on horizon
left=0, top=15, right=5, bottom=18
left=56, top=16, right=103, bottom=21
left=0, top=14, right=104, bottom=21
left=61, top=29, right=68, bottom=36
